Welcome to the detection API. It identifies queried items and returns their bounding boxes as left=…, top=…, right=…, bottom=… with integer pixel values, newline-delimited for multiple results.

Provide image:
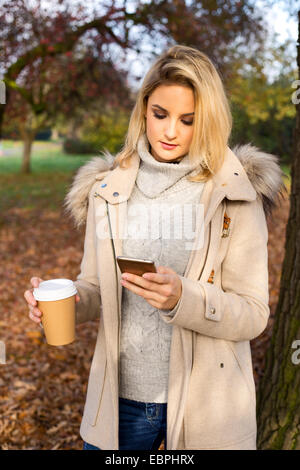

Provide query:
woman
left=24, top=45, right=286, bottom=450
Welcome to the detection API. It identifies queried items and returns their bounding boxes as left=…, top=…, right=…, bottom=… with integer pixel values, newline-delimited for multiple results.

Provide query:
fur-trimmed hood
left=63, top=144, right=288, bottom=228
left=231, top=143, right=288, bottom=217
left=63, top=151, right=113, bottom=229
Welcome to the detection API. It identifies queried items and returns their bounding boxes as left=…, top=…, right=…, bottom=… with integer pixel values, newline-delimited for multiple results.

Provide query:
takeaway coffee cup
left=33, top=279, right=77, bottom=346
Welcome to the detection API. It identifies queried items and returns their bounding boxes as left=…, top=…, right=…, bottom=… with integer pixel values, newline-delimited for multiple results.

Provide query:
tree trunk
left=21, top=131, right=35, bottom=174
left=51, top=128, right=59, bottom=141
left=256, top=11, right=300, bottom=450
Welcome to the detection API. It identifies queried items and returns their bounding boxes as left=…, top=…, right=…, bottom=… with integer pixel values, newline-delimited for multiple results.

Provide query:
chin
left=150, top=144, right=183, bottom=163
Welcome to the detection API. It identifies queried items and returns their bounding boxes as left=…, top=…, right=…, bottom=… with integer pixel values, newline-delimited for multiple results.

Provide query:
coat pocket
left=184, top=336, right=256, bottom=449
left=226, top=340, right=256, bottom=402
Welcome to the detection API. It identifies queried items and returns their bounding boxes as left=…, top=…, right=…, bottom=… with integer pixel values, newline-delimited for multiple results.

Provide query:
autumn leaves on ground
left=0, top=166, right=290, bottom=450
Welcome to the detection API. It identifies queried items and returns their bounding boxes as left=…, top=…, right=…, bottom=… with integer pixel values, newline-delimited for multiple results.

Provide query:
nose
left=164, top=118, right=178, bottom=141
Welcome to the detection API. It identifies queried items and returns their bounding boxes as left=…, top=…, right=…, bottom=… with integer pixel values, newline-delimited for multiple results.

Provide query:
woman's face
left=144, top=84, right=194, bottom=163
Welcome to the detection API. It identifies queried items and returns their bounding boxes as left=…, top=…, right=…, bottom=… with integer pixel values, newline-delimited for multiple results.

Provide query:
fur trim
left=63, top=144, right=288, bottom=227
left=62, top=150, right=114, bottom=229
left=232, top=143, right=289, bottom=218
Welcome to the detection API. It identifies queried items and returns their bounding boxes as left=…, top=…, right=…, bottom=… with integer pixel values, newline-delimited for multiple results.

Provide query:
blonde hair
left=112, top=44, right=232, bottom=182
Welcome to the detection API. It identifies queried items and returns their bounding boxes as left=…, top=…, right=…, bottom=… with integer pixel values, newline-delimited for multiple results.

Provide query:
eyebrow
left=151, top=104, right=194, bottom=116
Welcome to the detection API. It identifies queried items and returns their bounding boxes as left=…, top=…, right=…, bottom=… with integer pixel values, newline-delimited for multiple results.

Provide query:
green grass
left=0, top=139, right=101, bottom=212
left=0, top=139, right=96, bottom=174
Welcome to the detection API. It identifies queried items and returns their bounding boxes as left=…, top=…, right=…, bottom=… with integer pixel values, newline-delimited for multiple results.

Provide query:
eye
left=153, top=112, right=165, bottom=120
left=153, top=112, right=193, bottom=126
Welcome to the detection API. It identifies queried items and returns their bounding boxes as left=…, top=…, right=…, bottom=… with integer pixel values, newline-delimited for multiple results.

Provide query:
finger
left=142, top=272, right=169, bottom=284
left=24, top=289, right=37, bottom=306
left=122, top=273, right=171, bottom=298
left=75, top=295, right=80, bottom=302
left=146, top=298, right=165, bottom=309
left=29, top=311, right=42, bottom=324
left=28, top=304, right=42, bottom=318
left=122, top=272, right=166, bottom=288
left=29, top=303, right=42, bottom=316
left=121, top=279, right=166, bottom=303
left=25, top=277, right=43, bottom=305
left=30, top=277, right=44, bottom=287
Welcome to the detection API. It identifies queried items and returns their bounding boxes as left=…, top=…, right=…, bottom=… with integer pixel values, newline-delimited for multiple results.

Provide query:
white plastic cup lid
left=33, top=278, right=77, bottom=302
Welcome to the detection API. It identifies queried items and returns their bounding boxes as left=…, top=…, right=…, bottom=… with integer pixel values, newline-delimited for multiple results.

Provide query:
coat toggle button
left=210, top=307, right=216, bottom=314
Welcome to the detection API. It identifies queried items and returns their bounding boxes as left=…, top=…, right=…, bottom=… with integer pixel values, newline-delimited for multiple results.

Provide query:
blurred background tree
left=2, top=48, right=132, bottom=171
left=69, top=106, right=131, bottom=156
left=229, top=38, right=297, bottom=162
left=0, top=0, right=140, bottom=171
left=2, top=0, right=293, bottom=173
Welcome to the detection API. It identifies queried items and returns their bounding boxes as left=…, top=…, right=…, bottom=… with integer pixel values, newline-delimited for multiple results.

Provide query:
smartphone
left=116, top=256, right=157, bottom=277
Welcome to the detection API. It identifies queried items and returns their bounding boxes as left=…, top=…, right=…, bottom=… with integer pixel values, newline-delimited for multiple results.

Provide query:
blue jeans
left=83, top=397, right=167, bottom=450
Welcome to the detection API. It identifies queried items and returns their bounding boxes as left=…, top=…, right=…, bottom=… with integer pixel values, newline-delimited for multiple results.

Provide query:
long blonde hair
left=111, top=44, right=232, bottom=182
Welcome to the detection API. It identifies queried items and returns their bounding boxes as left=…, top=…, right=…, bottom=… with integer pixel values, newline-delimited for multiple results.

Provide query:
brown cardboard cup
left=33, top=279, right=77, bottom=346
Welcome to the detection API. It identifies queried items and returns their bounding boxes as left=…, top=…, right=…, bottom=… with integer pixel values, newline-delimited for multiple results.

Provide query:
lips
left=160, top=141, right=178, bottom=149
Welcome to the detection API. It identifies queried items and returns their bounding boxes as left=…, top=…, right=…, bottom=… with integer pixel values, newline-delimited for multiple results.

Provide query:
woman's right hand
left=24, top=277, right=80, bottom=324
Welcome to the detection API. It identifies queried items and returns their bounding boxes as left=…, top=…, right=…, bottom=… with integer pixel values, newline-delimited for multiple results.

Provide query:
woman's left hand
left=120, top=265, right=182, bottom=311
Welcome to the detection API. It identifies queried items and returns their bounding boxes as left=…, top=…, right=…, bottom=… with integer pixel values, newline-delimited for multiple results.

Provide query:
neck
left=136, top=132, right=200, bottom=198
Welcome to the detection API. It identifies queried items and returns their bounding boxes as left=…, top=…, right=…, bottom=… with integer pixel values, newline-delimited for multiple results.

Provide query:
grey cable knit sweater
left=119, top=133, right=205, bottom=403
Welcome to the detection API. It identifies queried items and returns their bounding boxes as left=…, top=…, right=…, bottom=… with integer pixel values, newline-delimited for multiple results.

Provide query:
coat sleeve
left=73, top=188, right=102, bottom=324
left=159, top=197, right=270, bottom=341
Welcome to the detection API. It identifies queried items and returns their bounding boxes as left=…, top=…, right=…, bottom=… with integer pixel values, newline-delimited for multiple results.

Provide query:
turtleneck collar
left=136, top=132, right=201, bottom=198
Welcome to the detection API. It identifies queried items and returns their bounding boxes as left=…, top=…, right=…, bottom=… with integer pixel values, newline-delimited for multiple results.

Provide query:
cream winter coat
left=63, top=142, right=287, bottom=450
